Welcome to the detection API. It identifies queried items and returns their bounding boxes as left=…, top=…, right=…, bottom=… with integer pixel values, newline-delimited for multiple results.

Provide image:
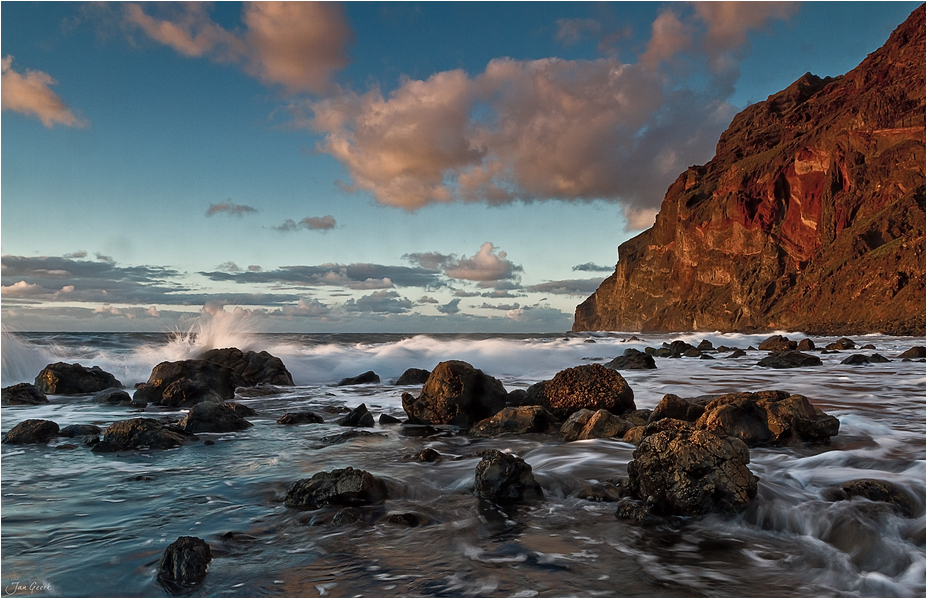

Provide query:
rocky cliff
left=574, top=6, right=926, bottom=335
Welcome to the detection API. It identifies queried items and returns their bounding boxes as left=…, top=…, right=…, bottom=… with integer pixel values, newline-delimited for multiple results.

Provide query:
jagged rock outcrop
left=198, top=347, right=294, bottom=387
left=574, top=7, right=925, bottom=335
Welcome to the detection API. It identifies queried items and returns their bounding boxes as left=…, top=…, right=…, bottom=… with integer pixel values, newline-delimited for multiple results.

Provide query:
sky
left=1, top=1, right=921, bottom=333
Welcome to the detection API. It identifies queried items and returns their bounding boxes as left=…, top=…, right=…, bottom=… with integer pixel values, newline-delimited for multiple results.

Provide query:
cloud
left=437, top=298, right=461, bottom=315
left=343, top=290, right=413, bottom=314
left=200, top=262, right=441, bottom=289
left=1, top=55, right=87, bottom=128
left=93, top=304, right=162, bottom=319
left=1, top=280, right=44, bottom=297
left=408, top=242, right=521, bottom=282
left=122, top=2, right=352, bottom=94
left=64, top=250, right=88, bottom=259
left=640, top=9, right=694, bottom=69
left=275, top=215, right=337, bottom=231
left=480, top=302, right=520, bottom=311
left=418, top=296, right=439, bottom=304
left=526, top=278, right=606, bottom=295
left=572, top=263, right=613, bottom=272
left=206, top=201, right=258, bottom=217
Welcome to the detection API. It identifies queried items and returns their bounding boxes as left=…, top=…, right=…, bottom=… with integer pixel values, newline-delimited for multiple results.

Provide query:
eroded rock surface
left=401, top=360, right=507, bottom=427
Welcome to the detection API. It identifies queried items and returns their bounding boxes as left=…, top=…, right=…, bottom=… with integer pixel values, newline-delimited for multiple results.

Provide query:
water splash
left=0, top=326, right=55, bottom=386
left=136, top=309, right=260, bottom=364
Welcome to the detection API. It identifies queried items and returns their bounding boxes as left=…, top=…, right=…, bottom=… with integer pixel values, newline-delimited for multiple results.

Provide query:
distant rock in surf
left=758, top=336, right=798, bottom=352
left=284, top=467, right=389, bottom=510
left=34, top=362, right=122, bottom=395
left=604, top=348, right=656, bottom=370
left=135, top=360, right=235, bottom=407
left=198, top=347, right=294, bottom=387
left=2, top=419, right=59, bottom=444
left=179, top=401, right=253, bottom=434
left=338, top=403, right=375, bottom=427
left=825, top=479, right=920, bottom=518
left=277, top=411, right=324, bottom=425
left=898, top=346, right=926, bottom=359
left=395, top=368, right=431, bottom=385
left=92, top=417, right=188, bottom=452
left=401, top=360, right=507, bottom=427
left=91, top=387, right=132, bottom=405
left=757, top=350, right=823, bottom=368
left=338, top=371, right=380, bottom=386
left=1, top=382, right=48, bottom=405
left=58, top=424, right=102, bottom=438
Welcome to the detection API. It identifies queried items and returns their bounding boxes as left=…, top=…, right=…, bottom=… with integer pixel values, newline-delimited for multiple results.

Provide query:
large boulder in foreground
left=474, top=449, right=543, bottom=503
left=135, top=360, right=235, bottom=407
left=178, top=402, right=253, bottom=434
left=2, top=419, right=59, bottom=444
left=198, top=347, right=294, bottom=387
left=1, top=383, right=48, bottom=405
left=34, top=363, right=122, bottom=395
left=284, top=467, right=389, bottom=510
left=529, top=363, right=634, bottom=419
left=469, top=406, right=557, bottom=438
left=92, top=418, right=188, bottom=452
left=401, top=360, right=507, bottom=427
left=625, top=425, right=758, bottom=517
left=158, top=536, right=212, bottom=589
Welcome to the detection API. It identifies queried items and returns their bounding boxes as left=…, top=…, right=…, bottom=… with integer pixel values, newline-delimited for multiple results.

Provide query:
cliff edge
left=574, top=6, right=926, bottom=335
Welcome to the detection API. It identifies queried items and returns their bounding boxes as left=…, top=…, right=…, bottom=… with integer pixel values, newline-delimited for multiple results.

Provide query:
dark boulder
left=699, top=353, right=715, bottom=360
left=161, top=379, right=223, bottom=408
left=649, top=394, right=707, bottom=423
left=869, top=353, right=891, bottom=363
left=59, top=424, right=102, bottom=438
left=1, top=383, right=48, bottom=405
left=2, top=419, right=59, bottom=444
left=505, top=389, right=530, bottom=406
left=412, top=448, right=441, bottom=462
left=604, top=348, right=656, bottom=370
left=320, top=430, right=387, bottom=445
left=198, top=347, right=294, bottom=387
left=92, top=418, right=188, bottom=452
left=284, top=467, right=389, bottom=509
left=179, top=402, right=253, bottom=434
left=277, top=412, right=324, bottom=425
left=226, top=403, right=257, bottom=417
left=378, top=413, right=402, bottom=425
left=757, top=351, right=822, bottom=368
left=338, top=371, right=380, bottom=386
left=158, top=536, right=212, bottom=589
left=474, top=449, right=542, bottom=503
left=727, top=348, right=747, bottom=358
left=825, top=337, right=856, bottom=351
left=92, top=387, right=132, bottom=405
left=757, top=335, right=797, bottom=352
left=665, top=340, right=696, bottom=356
left=899, top=346, right=926, bottom=359
left=841, top=354, right=870, bottom=365
left=826, top=479, right=919, bottom=518
left=395, top=368, right=431, bottom=385
left=339, top=403, right=375, bottom=427
left=696, top=340, right=714, bottom=351
left=141, top=360, right=235, bottom=406
left=470, top=406, right=557, bottom=438
left=683, top=348, right=702, bottom=358
left=529, top=363, right=634, bottom=419
left=34, top=363, right=122, bottom=395
left=401, top=360, right=507, bottom=427
left=559, top=408, right=632, bottom=442
left=797, top=338, right=815, bottom=351
left=626, top=427, right=758, bottom=516
left=861, top=344, right=877, bottom=350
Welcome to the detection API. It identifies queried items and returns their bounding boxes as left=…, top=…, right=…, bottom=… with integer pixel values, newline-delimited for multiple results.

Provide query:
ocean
left=1, top=321, right=925, bottom=597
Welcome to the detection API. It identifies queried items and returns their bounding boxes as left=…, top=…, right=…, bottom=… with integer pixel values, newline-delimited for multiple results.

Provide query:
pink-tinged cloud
left=1, top=56, right=87, bottom=128
left=640, top=9, right=694, bottom=68
left=206, top=201, right=258, bottom=217
left=1, top=280, right=45, bottom=297
left=443, top=242, right=521, bottom=282
left=693, top=1, right=799, bottom=58
left=300, top=215, right=336, bottom=230
left=122, top=3, right=244, bottom=60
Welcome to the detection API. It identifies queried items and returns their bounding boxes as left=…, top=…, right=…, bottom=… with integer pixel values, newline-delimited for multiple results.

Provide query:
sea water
left=1, top=323, right=925, bottom=597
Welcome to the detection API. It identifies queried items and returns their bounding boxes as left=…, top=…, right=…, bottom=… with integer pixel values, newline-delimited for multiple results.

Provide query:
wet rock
left=226, top=403, right=257, bottom=417
left=898, top=346, right=926, bottom=359
left=622, top=426, right=646, bottom=445
left=604, top=348, right=657, bottom=370
left=652, top=347, right=673, bottom=358
left=157, top=536, right=212, bottom=589
left=869, top=353, right=891, bottom=363
left=330, top=507, right=365, bottom=525
left=2, top=419, right=59, bottom=444
left=699, top=353, right=715, bottom=360
left=697, top=340, right=714, bottom=351
left=474, top=449, right=542, bottom=503
left=92, top=418, right=188, bottom=452
left=529, top=363, right=635, bottom=420
left=505, top=389, right=529, bottom=406
left=683, top=348, right=702, bottom=358
left=338, top=371, right=380, bottom=386
left=401, top=360, right=507, bottom=427
left=625, top=409, right=653, bottom=426
left=841, top=354, right=870, bottom=365
left=277, top=412, right=324, bottom=425
left=179, top=402, right=253, bottom=434
left=395, top=368, right=431, bottom=385
left=34, top=362, right=122, bottom=395
left=378, top=413, right=402, bottom=425
left=284, top=467, right=389, bottom=509
left=161, top=379, right=224, bottom=408
left=827, top=479, right=919, bottom=518
left=411, top=448, right=441, bottom=462
left=649, top=394, right=707, bottom=423
left=141, top=360, right=235, bottom=406
left=758, top=335, right=797, bottom=352
left=576, top=480, right=628, bottom=502
left=861, top=344, right=877, bottom=350
left=338, top=403, right=375, bottom=427
left=825, top=337, right=856, bottom=351
left=559, top=409, right=632, bottom=442
left=234, top=385, right=289, bottom=397
left=627, top=427, right=758, bottom=516
left=198, top=347, right=294, bottom=387
left=614, top=498, right=661, bottom=524
left=727, top=348, right=747, bottom=358
left=757, top=350, right=822, bottom=368
left=59, top=424, right=102, bottom=438
left=665, top=340, right=696, bottom=356
left=320, top=430, right=387, bottom=445
left=92, top=387, right=132, bottom=405
left=695, top=391, right=839, bottom=447
left=1, top=383, right=48, bottom=405
left=385, top=512, right=425, bottom=527
left=470, top=406, right=557, bottom=438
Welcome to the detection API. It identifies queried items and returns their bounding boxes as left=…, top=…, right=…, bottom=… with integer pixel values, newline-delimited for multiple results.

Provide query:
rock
left=412, top=448, right=441, bottom=462
left=378, top=413, right=402, bottom=425
left=683, top=348, right=702, bottom=357
left=505, top=389, right=529, bottom=406
left=841, top=354, right=870, bottom=365
left=614, top=498, right=661, bottom=524
left=869, top=353, right=891, bottom=363
left=198, top=347, right=294, bottom=387
left=653, top=347, right=673, bottom=358
left=827, top=479, right=919, bottom=518
left=320, top=430, right=386, bottom=445
left=899, top=346, right=926, bottom=359
left=141, top=360, right=235, bottom=406
left=576, top=481, right=627, bottom=503
left=572, top=6, right=926, bottom=337
left=157, top=536, right=212, bottom=588
left=695, top=391, right=840, bottom=446
left=338, top=404, right=375, bottom=427
left=757, top=351, right=823, bottom=368
left=727, top=348, right=747, bottom=358
left=529, top=363, right=635, bottom=419
left=604, top=348, right=657, bottom=370
left=622, top=426, right=645, bottom=445
left=385, top=512, right=424, bottom=527
left=92, top=418, right=188, bottom=452
left=92, top=387, right=132, bottom=405
left=34, top=363, right=122, bottom=395
left=179, top=402, right=253, bottom=433
left=697, top=340, right=714, bottom=351
left=666, top=340, right=696, bottom=356
left=559, top=409, right=632, bottom=442
left=401, top=360, right=507, bottom=427
left=699, top=353, right=714, bottom=360
left=825, top=337, right=856, bottom=351
left=59, top=424, right=102, bottom=438
left=395, top=368, right=431, bottom=385
left=861, top=344, right=877, bottom=350
left=474, top=449, right=543, bottom=503
left=626, top=427, right=758, bottom=516
left=625, top=409, right=653, bottom=426
left=277, top=412, right=324, bottom=425
left=2, top=419, right=59, bottom=444
left=226, top=403, right=257, bottom=417
left=338, top=371, right=380, bottom=386
left=1, top=383, right=49, bottom=405
left=470, top=406, right=557, bottom=438
left=284, top=467, right=389, bottom=509
left=330, top=507, right=365, bottom=525
left=649, top=394, right=706, bottom=423
left=758, top=335, right=797, bottom=352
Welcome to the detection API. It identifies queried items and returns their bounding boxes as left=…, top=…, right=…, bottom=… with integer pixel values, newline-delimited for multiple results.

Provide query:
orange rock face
left=574, top=6, right=925, bottom=335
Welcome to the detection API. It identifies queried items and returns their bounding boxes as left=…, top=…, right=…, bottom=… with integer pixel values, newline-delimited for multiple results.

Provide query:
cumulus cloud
left=418, top=296, right=439, bottom=304
left=1, top=55, right=87, bottom=128
left=122, top=2, right=352, bottom=94
left=206, top=201, right=258, bottom=217
left=406, top=242, right=521, bottom=283
left=437, top=298, right=461, bottom=315
left=526, top=278, right=606, bottom=296
left=343, top=290, right=413, bottom=314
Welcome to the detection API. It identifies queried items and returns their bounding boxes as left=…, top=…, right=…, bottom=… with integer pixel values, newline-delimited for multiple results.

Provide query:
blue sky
left=1, top=1, right=920, bottom=333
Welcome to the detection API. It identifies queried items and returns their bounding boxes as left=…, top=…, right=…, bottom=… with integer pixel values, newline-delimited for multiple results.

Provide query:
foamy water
left=1, top=321, right=925, bottom=597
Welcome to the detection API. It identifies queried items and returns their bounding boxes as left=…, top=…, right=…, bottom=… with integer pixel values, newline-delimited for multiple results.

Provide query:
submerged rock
left=158, top=536, right=212, bottom=589
left=401, top=360, right=507, bottom=427
left=178, top=402, right=253, bottom=434
left=1, top=383, right=48, bottom=405
left=559, top=408, right=632, bottom=442
left=339, top=403, right=375, bottom=427
left=2, top=419, right=59, bottom=444
left=198, top=347, right=294, bottom=387
left=34, top=363, right=122, bottom=395
left=284, top=467, right=389, bottom=510
left=841, top=354, right=871, bottom=365
left=59, top=424, right=102, bottom=438
left=474, top=449, right=542, bottom=503
left=757, top=351, right=823, bottom=368
left=529, top=363, right=635, bottom=419
left=826, top=479, right=920, bottom=518
left=277, top=412, right=324, bottom=425
left=395, top=368, right=431, bottom=385
left=469, top=405, right=557, bottom=438
left=92, top=418, right=188, bottom=452
left=338, top=371, right=380, bottom=386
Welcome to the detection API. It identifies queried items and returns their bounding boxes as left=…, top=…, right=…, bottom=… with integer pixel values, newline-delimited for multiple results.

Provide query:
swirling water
left=1, top=326, right=924, bottom=598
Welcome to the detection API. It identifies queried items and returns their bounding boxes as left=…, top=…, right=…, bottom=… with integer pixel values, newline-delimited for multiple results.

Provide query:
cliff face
left=574, top=6, right=926, bottom=335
